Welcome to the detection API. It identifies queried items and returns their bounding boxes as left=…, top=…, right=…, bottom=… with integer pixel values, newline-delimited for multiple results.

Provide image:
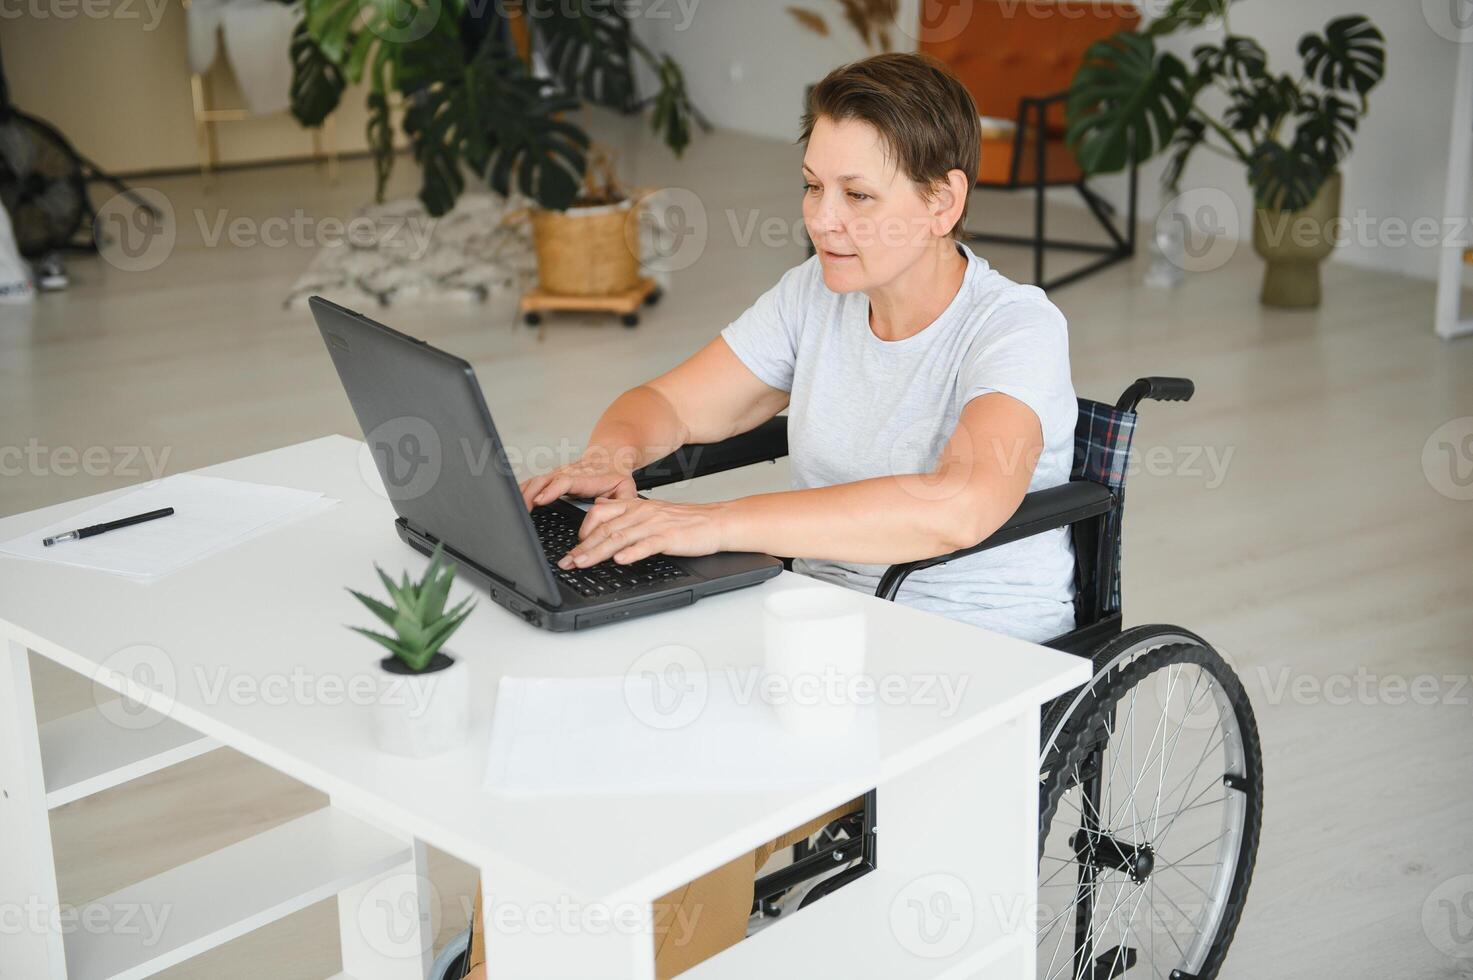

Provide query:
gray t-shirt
left=720, top=242, right=1078, bottom=643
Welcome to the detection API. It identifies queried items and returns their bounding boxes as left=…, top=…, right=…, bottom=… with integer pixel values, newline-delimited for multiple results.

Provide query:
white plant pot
left=373, top=652, right=470, bottom=758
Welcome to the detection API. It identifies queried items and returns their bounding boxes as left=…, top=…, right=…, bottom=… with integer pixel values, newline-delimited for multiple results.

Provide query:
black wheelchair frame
left=624, top=377, right=1260, bottom=978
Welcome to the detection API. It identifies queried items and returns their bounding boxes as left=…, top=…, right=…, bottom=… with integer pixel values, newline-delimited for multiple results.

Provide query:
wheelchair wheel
left=1037, top=628, right=1262, bottom=980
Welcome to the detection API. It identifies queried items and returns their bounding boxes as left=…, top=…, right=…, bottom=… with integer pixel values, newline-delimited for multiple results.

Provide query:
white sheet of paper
left=0, top=474, right=335, bottom=581
left=483, top=672, right=881, bottom=798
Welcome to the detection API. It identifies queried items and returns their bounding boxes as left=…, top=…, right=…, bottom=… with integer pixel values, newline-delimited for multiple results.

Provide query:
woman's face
left=802, top=114, right=947, bottom=294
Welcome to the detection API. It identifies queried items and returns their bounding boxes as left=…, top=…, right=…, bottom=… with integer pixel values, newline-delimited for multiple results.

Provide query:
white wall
left=634, top=0, right=1465, bottom=281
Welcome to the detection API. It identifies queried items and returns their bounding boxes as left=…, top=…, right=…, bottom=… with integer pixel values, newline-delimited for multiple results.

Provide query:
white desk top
left=0, top=435, right=1090, bottom=906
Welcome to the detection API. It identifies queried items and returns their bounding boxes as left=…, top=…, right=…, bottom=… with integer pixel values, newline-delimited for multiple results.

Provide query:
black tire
left=1037, top=632, right=1262, bottom=980
left=523, top=311, right=541, bottom=326
left=621, top=313, right=639, bottom=327
left=644, top=288, right=662, bottom=306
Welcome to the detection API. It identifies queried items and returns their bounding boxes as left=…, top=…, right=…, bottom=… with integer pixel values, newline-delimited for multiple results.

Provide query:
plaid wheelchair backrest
left=1072, top=397, right=1138, bottom=611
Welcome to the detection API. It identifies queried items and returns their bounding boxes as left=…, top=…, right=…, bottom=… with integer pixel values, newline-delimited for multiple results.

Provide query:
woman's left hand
left=559, top=497, right=731, bottom=569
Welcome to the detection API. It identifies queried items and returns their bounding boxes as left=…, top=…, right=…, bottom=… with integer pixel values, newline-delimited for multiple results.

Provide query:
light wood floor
left=2, top=110, right=1471, bottom=979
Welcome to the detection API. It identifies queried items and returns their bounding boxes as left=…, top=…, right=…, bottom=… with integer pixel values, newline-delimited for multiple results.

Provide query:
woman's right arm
left=519, top=336, right=789, bottom=510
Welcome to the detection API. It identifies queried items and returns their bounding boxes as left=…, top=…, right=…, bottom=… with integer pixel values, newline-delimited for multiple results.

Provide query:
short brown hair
left=800, top=52, right=981, bottom=237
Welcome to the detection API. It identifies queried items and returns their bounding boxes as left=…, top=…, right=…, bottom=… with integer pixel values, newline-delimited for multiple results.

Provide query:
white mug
left=762, top=587, right=867, bottom=737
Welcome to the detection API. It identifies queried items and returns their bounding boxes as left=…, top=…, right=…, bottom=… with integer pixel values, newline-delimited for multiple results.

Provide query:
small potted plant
left=348, top=543, right=476, bottom=758
left=1065, top=1, right=1387, bottom=308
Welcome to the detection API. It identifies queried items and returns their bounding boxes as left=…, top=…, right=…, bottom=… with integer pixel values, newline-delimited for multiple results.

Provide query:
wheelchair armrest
left=874, top=481, right=1115, bottom=601
left=631, top=416, right=790, bottom=491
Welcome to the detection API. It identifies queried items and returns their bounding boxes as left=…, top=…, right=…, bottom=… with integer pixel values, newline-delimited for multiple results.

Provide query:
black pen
left=43, top=507, right=176, bottom=547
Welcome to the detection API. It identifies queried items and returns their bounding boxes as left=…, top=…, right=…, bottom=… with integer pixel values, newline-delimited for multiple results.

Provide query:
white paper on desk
left=483, top=673, right=880, bottom=798
left=0, top=474, right=335, bottom=580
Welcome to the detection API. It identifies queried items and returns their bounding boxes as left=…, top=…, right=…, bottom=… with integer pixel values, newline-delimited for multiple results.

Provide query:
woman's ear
left=931, top=168, right=971, bottom=237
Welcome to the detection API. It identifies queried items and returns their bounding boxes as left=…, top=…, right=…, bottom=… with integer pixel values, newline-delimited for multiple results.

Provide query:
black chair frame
left=961, top=91, right=1140, bottom=292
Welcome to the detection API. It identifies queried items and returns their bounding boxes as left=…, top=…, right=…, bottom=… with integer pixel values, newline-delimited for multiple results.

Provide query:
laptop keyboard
left=531, top=508, right=689, bottom=599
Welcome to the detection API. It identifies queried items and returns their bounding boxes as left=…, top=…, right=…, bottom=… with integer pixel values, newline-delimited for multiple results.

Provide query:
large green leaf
left=289, top=22, right=347, bottom=127
left=532, top=0, right=638, bottom=111
left=1067, top=33, right=1193, bottom=175
left=1223, top=74, right=1300, bottom=138
left=1193, top=35, right=1266, bottom=86
left=399, top=29, right=589, bottom=214
left=1145, top=0, right=1235, bottom=38
left=1295, top=93, right=1358, bottom=172
left=303, top=0, right=452, bottom=80
left=1299, top=15, right=1386, bottom=99
left=1249, top=139, right=1323, bottom=212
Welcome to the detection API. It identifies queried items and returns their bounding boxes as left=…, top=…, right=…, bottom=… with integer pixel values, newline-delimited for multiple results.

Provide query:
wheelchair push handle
left=1117, top=377, right=1194, bottom=413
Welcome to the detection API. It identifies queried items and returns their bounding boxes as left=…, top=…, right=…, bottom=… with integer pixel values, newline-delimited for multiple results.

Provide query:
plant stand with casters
left=519, top=277, right=661, bottom=332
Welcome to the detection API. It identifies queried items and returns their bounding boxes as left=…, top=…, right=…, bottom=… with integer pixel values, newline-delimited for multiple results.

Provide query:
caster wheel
left=644, top=288, right=662, bottom=307
left=621, top=313, right=639, bottom=327
left=523, top=312, right=541, bottom=326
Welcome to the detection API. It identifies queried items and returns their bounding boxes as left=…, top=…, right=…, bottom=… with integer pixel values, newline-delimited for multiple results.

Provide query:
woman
left=467, top=51, right=1077, bottom=978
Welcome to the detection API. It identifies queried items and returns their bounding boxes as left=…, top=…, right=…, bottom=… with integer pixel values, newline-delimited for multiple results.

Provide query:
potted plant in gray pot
left=349, top=543, right=476, bottom=758
left=1065, top=1, right=1386, bottom=308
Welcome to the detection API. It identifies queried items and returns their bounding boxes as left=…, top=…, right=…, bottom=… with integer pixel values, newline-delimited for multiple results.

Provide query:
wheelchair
left=434, top=377, right=1263, bottom=980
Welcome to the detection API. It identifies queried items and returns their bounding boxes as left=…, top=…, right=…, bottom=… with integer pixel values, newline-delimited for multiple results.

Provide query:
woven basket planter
left=529, top=194, right=649, bottom=297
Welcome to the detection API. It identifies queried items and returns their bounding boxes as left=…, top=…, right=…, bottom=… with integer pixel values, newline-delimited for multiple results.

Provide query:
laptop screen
left=310, top=297, right=561, bottom=606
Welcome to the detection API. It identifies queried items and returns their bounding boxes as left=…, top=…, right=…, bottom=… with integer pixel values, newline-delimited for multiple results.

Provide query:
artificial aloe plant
left=288, top=0, right=708, bottom=216
left=1065, top=0, right=1386, bottom=212
left=348, top=543, right=476, bottom=673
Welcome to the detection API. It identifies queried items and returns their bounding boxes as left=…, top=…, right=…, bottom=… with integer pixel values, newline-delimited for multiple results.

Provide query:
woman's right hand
left=519, top=454, right=639, bottom=511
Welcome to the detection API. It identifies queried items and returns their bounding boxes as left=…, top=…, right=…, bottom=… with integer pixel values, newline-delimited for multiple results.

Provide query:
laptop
left=310, top=296, right=783, bottom=631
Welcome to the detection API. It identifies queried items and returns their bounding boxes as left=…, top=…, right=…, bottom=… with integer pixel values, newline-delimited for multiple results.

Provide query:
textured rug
left=284, top=191, right=674, bottom=311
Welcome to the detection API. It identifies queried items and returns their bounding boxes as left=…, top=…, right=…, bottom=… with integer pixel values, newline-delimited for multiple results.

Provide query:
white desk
left=0, top=435, right=1091, bottom=980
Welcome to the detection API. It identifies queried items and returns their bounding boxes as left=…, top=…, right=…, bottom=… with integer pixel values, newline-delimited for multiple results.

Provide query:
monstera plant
left=1065, top=0, right=1386, bottom=307
left=288, top=0, right=706, bottom=215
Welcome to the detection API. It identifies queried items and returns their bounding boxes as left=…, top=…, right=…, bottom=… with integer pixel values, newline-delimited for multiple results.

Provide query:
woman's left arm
left=559, top=393, right=1042, bottom=569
